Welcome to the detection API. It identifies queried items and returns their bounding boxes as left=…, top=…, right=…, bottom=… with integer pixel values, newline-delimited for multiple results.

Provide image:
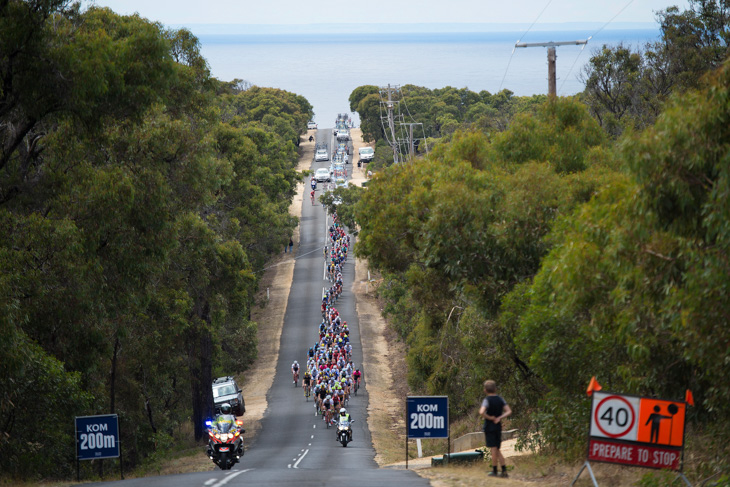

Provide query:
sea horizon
left=180, top=21, right=659, bottom=35
left=196, top=27, right=660, bottom=126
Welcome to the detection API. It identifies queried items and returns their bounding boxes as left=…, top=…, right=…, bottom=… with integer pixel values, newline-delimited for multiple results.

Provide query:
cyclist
left=303, top=369, right=312, bottom=398
left=322, top=395, right=334, bottom=425
left=292, top=360, right=300, bottom=386
left=317, top=382, right=328, bottom=412
left=353, top=368, right=362, bottom=393
left=310, top=190, right=315, bottom=205
left=313, top=382, right=322, bottom=414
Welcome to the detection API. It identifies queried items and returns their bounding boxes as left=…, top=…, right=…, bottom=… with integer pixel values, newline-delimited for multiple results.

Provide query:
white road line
left=308, top=443, right=312, bottom=446
left=204, top=480, right=216, bottom=486
left=313, top=424, right=316, bottom=429
left=311, top=435, right=314, bottom=439
left=293, top=449, right=309, bottom=469
left=210, top=469, right=251, bottom=487
left=323, top=260, right=326, bottom=280
left=287, top=464, right=292, bottom=469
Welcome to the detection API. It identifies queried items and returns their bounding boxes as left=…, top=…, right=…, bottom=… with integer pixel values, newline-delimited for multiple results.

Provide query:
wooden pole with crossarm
left=515, top=39, right=589, bottom=97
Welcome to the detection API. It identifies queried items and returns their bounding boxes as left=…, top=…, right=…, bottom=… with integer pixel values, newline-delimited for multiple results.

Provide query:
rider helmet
left=220, top=403, right=232, bottom=414
left=340, top=408, right=347, bottom=416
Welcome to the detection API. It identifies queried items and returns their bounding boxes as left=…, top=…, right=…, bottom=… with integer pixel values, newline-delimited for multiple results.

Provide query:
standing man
left=479, top=380, right=512, bottom=477
left=288, top=238, right=294, bottom=253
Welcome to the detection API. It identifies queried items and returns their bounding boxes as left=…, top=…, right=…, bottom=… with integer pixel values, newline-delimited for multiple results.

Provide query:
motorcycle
left=206, top=418, right=244, bottom=470
left=337, top=418, right=354, bottom=447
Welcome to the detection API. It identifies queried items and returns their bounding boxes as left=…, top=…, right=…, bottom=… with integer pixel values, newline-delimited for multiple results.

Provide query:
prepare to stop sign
left=590, top=393, right=640, bottom=441
left=586, top=391, right=687, bottom=471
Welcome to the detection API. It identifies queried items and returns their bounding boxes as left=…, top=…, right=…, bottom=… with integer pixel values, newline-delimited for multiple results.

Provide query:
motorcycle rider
left=336, top=407, right=353, bottom=441
left=208, top=403, right=243, bottom=458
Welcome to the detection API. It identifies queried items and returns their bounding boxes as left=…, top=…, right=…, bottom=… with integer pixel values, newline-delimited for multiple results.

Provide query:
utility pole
left=515, top=39, right=588, bottom=96
left=398, top=122, right=423, bottom=161
left=380, top=84, right=400, bottom=164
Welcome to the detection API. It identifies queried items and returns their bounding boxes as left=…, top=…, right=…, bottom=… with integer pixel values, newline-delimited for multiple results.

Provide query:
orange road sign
left=637, top=398, right=685, bottom=447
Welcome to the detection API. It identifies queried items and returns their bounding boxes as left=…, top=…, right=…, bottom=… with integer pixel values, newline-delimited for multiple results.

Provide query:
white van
left=358, top=147, right=374, bottom=163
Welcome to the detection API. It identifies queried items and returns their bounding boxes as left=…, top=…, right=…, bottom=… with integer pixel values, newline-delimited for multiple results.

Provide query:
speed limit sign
left=590, top=392, right=639, bottom=441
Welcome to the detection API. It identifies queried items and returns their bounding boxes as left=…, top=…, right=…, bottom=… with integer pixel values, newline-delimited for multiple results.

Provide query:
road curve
left=85, top=128, right=429, bottom=487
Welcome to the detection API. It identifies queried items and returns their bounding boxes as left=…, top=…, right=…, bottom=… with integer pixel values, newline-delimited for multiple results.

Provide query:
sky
left=85, top=0, right=689, bottom=27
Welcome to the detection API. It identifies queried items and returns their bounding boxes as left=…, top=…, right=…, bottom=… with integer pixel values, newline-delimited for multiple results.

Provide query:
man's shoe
left=487, top=471, right=499, bottom=477
left=500, top=471, right=509, bottom=478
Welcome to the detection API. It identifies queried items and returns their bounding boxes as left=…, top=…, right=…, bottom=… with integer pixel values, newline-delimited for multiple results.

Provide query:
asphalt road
left=85, top=129, right=428, bottom=487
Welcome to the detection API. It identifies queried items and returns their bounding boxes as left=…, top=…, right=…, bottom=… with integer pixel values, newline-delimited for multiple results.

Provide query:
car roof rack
left=213, top=376, right=234, bottom=385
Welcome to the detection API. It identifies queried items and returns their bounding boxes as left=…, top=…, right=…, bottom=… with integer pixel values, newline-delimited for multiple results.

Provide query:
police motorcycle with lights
left=206, top=403, right=244, bottom=470
left=336, top=408, right=354, bottom=447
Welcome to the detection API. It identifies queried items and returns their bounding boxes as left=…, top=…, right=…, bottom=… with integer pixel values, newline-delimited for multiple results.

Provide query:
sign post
left=75, top=414, right=122, bottom=481
left=572, top=391, right=691, bottom=486
left=406, top=396, right=449, bottom=469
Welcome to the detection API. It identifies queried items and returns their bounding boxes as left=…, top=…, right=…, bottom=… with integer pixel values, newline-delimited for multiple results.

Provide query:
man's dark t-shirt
left=482, top=395, right=506, bottom=432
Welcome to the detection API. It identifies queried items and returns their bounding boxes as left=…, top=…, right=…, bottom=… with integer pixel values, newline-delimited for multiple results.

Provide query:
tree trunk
left=189, top=297, right=214, bottom=441
left=110, top=337, right=120, bottom=413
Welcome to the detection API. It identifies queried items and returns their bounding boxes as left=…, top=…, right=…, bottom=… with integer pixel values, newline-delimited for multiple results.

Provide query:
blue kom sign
left=407, top=396, right=449, bottom=439
left=75, top=414, right=120, bottom=460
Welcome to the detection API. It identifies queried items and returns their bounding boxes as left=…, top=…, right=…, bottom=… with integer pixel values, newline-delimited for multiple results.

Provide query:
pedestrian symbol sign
left=587, top=392, right=686, bottom=471
left=637, top=398, right=685, bottom=447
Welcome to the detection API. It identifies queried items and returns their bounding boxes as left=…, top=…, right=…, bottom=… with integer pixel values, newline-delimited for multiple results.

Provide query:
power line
left=591, top=0, right=637, bottom=39
left=557, top=0, right=638, bottom=95
left=498, top=0, right=555, bottom=92
left=557, top=41, right=590, bottom=95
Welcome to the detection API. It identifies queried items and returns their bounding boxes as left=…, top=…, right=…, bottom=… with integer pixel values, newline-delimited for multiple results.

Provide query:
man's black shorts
left=485, top=430, right=501, bottom=448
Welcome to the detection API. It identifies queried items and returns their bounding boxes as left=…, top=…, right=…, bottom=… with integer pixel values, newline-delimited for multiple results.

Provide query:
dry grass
left=415, top=452, right=669, bottom=487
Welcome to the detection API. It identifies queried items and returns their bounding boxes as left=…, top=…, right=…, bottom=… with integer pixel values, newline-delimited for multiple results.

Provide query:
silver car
left=315, top=168, right=331, bottom=182
left=315, top=149, right=329, bottom=162
left=213, top=376, right=245, bottom=416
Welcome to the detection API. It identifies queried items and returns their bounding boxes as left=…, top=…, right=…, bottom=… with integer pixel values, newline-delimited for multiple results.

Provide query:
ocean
left=197, top=29, right=659, bottom=127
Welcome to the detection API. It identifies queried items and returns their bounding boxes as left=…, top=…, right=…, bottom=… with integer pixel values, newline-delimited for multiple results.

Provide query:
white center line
left=311, top=434, right=314, bottom=439
left=210, top=469, right=251, bottom=487
left=204, top=480, right=216, bottom=486
left=293, top=449, right=309, bottom=469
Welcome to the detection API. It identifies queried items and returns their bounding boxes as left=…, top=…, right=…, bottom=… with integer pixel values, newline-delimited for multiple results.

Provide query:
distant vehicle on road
left=315, top=168, right=331, bottom=182
left=336, top=130, right=350, bottom=142
left=315, top=149, right=329, bottom=162
left=307, top=121, right=317, bottom=130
